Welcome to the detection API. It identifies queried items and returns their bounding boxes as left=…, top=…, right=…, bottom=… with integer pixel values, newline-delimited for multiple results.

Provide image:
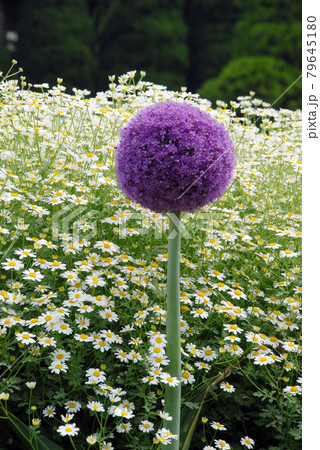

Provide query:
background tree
left=15, top=0, right=97, bottom=92
left=0, top=0, right=15, bottom=70
left=0, top=0, right=301, bottom=108
left=199, top=56, right=301, bottom=110
left=198, top=0, right=302, bottom=108
left=232, top=0, right=301, bottom=68
left=184, top=0, right=241, bottom=92
left=97, top=0, right=188, bottom=90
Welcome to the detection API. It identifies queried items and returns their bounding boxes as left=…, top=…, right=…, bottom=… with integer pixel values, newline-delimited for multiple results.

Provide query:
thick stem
left=164, top=211, right=181, bottom=449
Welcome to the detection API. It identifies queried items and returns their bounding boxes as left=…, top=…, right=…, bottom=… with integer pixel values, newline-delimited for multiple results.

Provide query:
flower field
left=0, top=67, right=301, bottom=450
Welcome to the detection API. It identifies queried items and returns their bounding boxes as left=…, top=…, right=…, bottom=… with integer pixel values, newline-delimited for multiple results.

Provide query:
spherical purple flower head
left=116, top=101, right=236, bottom=213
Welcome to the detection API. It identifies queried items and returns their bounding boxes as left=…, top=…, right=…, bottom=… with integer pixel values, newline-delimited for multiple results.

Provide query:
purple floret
left=115, top=101, right=236, bottom=213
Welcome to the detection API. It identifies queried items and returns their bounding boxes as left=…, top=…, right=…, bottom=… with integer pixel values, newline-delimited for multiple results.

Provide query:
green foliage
left=198, top=56, right=302, bottom=109
left=229, top=0, right=301, bottom=108
left=0, top=42, right=11, bottom=71
left=16, top=0, right=97, bottom=92
left=238, top=0, right=301, bottom=23
left=186, top=0, right=301, bottom=107
left=1, top=410, right=63, bottom=450
left=184, top=0, right=241, bottom=90
left=98, top=0, right=188, bottom=90
left=232, top=18, right=301, bottom=68
left=4, top=0, right=302, bottom=106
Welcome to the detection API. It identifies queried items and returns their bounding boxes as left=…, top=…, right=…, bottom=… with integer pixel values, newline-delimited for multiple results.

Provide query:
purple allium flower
left=116, top=101, right=236, bottom=213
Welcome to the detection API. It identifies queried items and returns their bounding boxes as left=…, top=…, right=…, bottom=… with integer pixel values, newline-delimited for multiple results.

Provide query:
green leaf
left=182, top=401, right=199, bottom=410
left=37, top=434, right=64, bottom=450
left=2, top=411, right=63, bottom=450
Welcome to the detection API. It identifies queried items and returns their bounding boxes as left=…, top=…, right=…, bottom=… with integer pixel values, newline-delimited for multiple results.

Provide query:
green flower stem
left=164, top=211, right=181, bottom=449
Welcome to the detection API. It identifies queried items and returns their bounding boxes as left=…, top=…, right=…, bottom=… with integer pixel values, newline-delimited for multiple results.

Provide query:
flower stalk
left=164, top=211, right=182, bottom=449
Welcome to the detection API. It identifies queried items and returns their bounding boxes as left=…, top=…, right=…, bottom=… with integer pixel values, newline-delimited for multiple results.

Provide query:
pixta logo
left=113, top=210, right=247, bottom=241
left=52, top=205, right=98, bottom=243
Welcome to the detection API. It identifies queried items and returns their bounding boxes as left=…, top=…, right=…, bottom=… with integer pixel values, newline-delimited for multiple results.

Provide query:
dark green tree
left=97, top=0, right=188, bottom=90
left=0, top=40, right=10, bottom=72
left=184, top=0, right=241, bottom=92
left=197, top=0, right=301, bottom=109
left=16, top=0, right=97, bottom=92
left=232, top=0, right=302, bottom=69
left=0, top=0, right=16, bottom=72
left=199, top=56, right=301, bottom=110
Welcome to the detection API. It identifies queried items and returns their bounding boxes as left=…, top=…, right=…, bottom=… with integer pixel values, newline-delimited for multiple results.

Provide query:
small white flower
left=190, top=308, right=209, bottom=319
left=86, top=368, right=106, bottom=384
left=283, top=385, right=301, bottom=396
left=160, top=373, right=180, bottom=387
left=210, top=421, right=227, bottom=431
left=43, top=405, right=56, bottom=417
left=279, top=249, right=298, bottom=258
left=61, top=413, right=74, bottom=423
left=241, top=436, right=255, bottom=448
left=220, top=382, right=235, bottom=393
left=139, top=420, right=154, bottom=433
left=22, top=268, right=44, bottom=281
left=64, top=400, right=82, bottom=413
left=155, top=427, right=178, bottom=445
left=16, top=332, right=36, bottom=345
left=87, top=401, right=105, bottom=412
left=2, top=258, right=25, bottom=271
left=116, top=422, right=132, bottom=433
left=158, top=410, right=173, bottom=421
left=214, top=439, right=231, bottom=449
left=253, top=355, right=274, bottom=366
left=200, top=346, right=217, bottom=361
left=57, top=423, right=79, bottom=436
left=86, top=434, right=97, bottom=445
left=49, top=361, right=68, bottom=374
